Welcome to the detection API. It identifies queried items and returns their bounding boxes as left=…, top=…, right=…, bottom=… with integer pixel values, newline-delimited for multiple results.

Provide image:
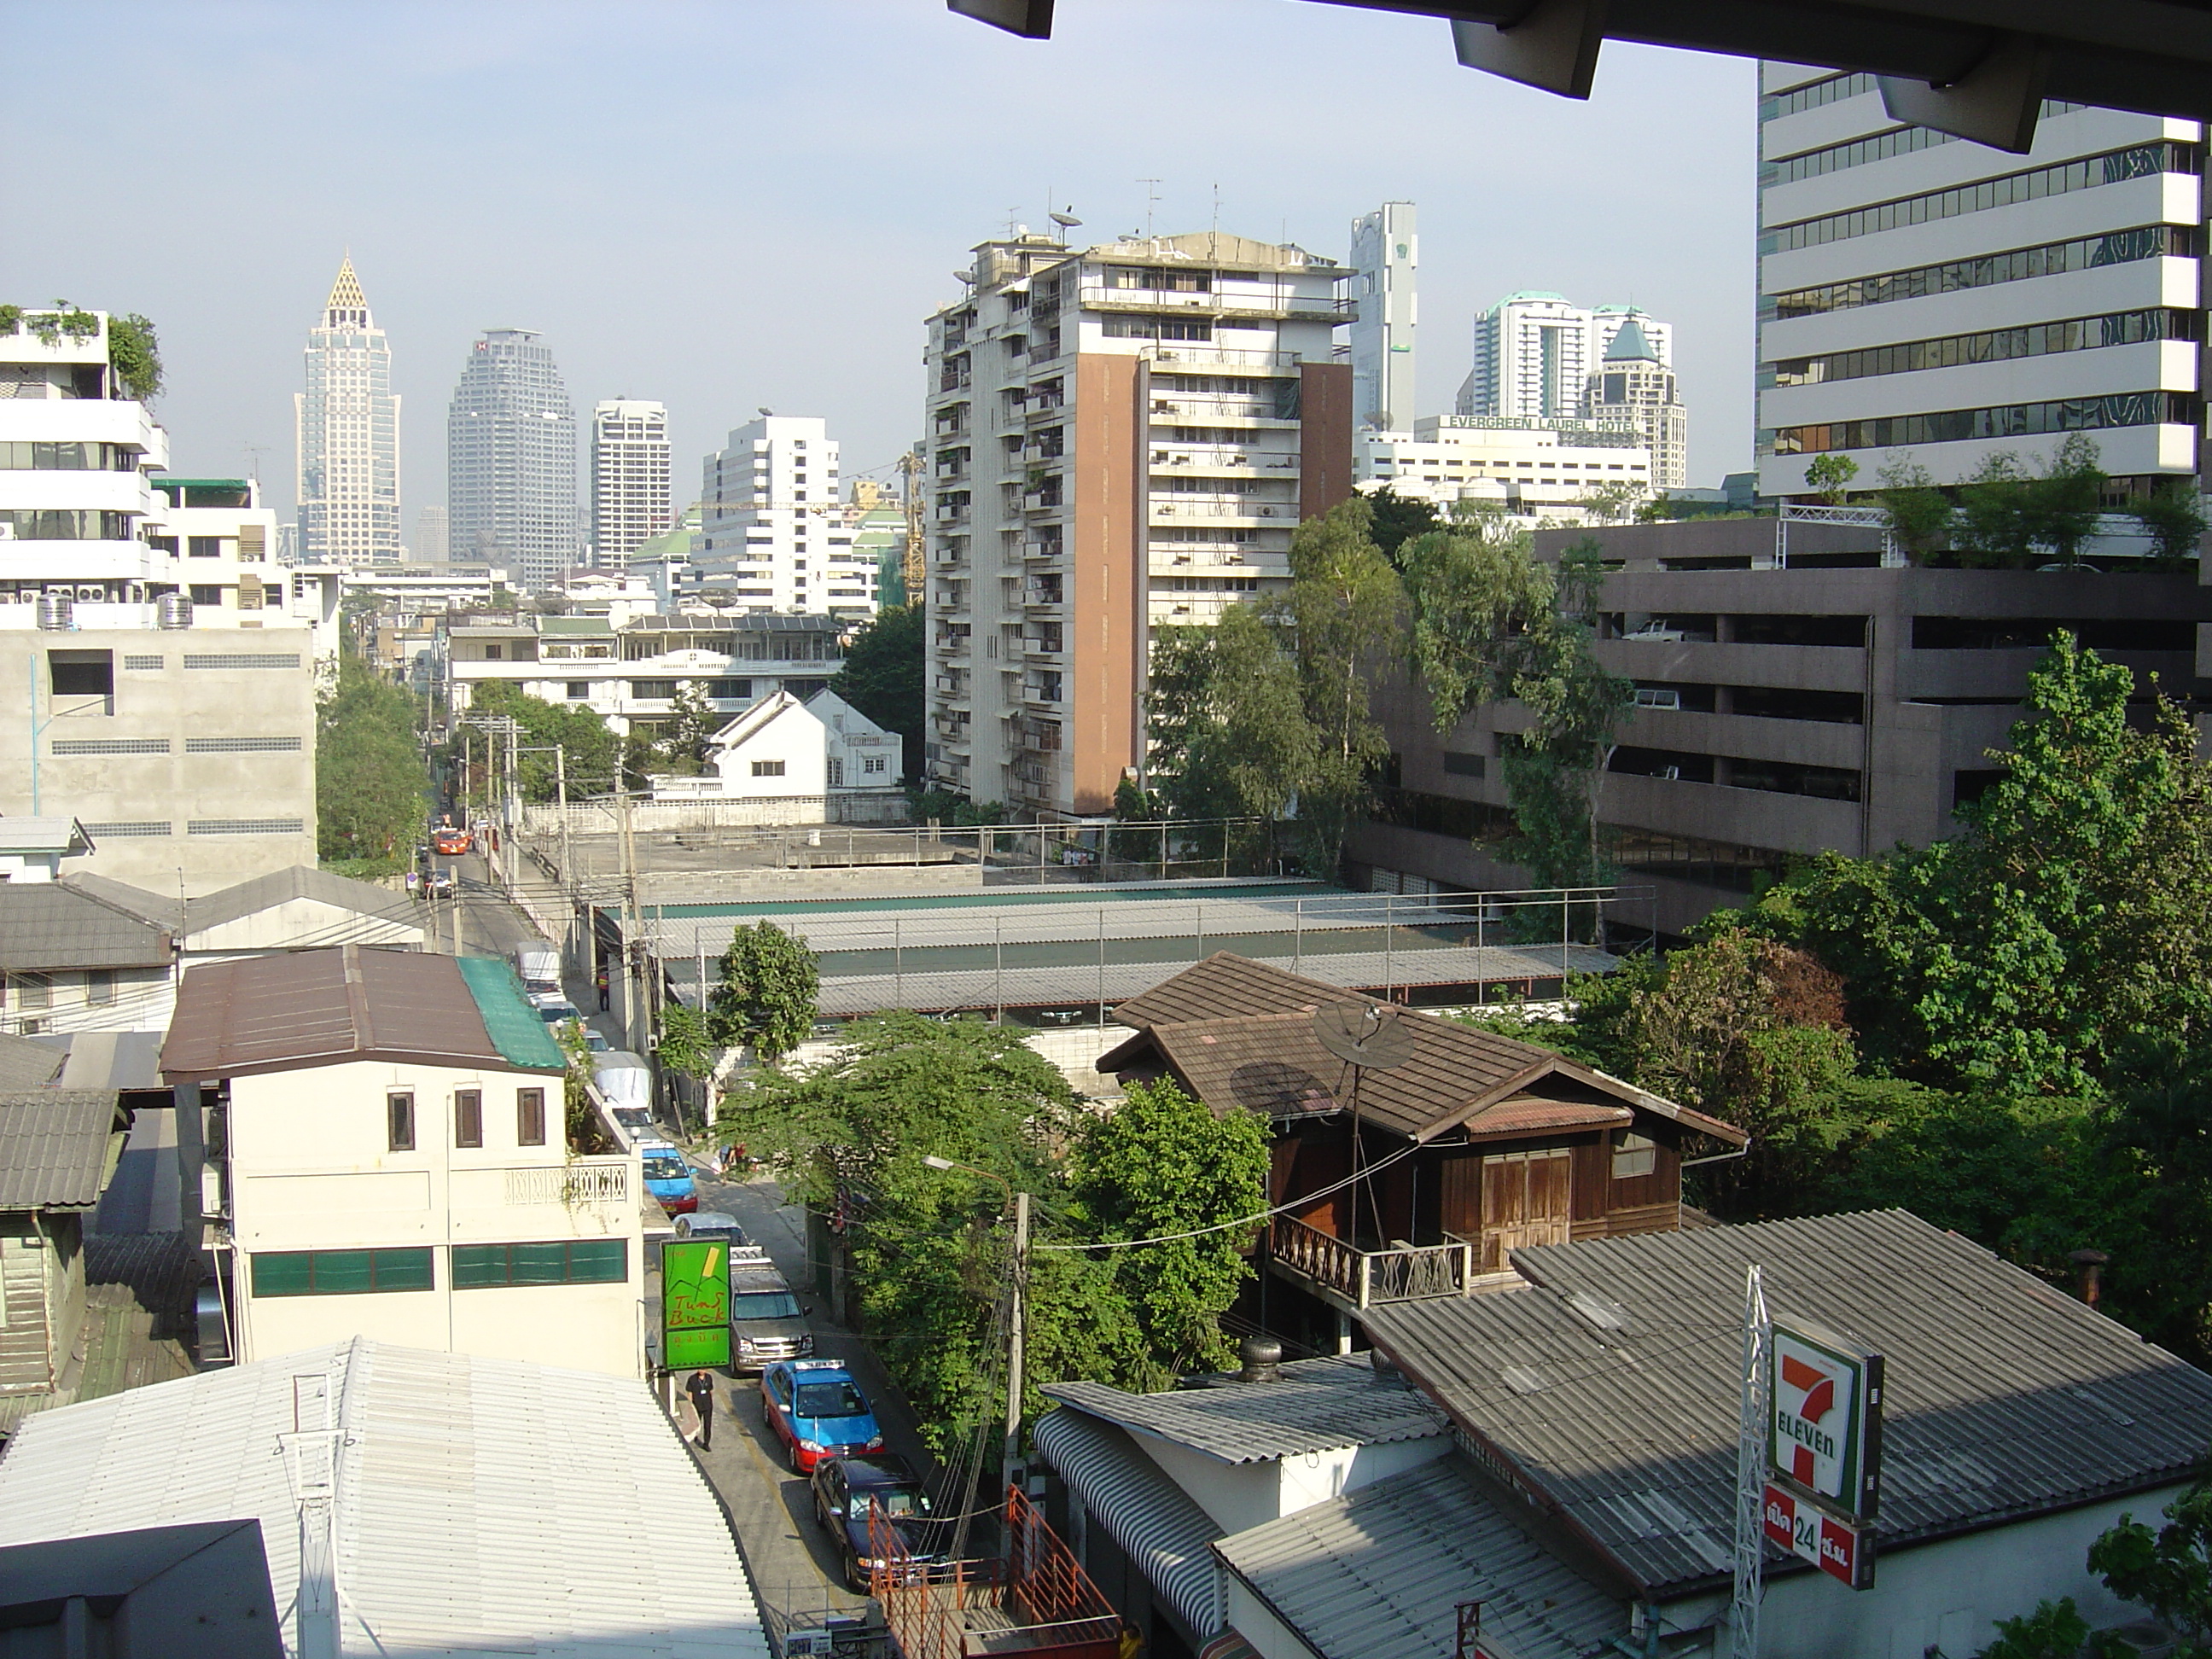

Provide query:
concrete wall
left=0, top=626, right=317, bottom=896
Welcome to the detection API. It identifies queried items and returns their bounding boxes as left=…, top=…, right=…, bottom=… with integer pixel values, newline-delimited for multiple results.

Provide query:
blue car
left=638, top=1141, right=697, bottom=1215
left=761, top=1359, right=884, bottom=1472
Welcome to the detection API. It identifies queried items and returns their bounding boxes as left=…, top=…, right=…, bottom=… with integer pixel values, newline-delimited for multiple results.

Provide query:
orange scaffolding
left=871, top=1487, right=1124, bottom=1659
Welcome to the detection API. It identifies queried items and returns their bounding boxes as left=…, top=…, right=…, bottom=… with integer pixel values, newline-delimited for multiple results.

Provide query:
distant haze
left=1, top=1, right=1755, bottom=519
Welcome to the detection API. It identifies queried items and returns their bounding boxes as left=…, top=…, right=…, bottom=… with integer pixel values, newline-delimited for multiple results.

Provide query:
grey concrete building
left=1348, top=519, right=2210, bottom=938
left=447, top=330, right=578, bottom=591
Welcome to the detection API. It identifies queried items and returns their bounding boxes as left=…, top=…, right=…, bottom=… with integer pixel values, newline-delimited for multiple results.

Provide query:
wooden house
left=1097, top=954, right=1744, bottom=1334
left=0, top=1081, right=131, bottom=1423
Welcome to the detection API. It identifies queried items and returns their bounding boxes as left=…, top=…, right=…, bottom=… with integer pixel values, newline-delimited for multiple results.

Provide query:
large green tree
left=1361, top=486, right=1440, bottom=566
left=707, top=920, right=820, bottom=1063
left=832, top=602, right=924, bottom=783
left=459, top=680, right=622, bottom=801
left=316, top=650, right=426, bottom=873
left=1155, top=603, right=1317, bottom=824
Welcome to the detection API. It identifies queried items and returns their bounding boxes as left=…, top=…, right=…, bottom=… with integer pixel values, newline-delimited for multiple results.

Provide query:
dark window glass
left=187, top=535, right=223, bottom=558
left=517, top=1088, right=546, bottom=1147
left=1728, top=614, right=1866, bottom=648
left=250, top=1247, right=433, bottom=1297
left=453, top=1239, right=627, bottom=1289
left=388, top=1091, right=415, bottom=1152
left=454, top=1089, right=482, bottom=1149
left=48, top=650, right=114, bottom=696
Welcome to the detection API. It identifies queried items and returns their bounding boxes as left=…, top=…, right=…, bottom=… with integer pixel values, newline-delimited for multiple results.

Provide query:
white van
left=512, top=945, right=562, bottom=998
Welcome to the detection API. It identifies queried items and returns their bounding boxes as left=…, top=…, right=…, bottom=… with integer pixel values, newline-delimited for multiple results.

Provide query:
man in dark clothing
left=685, top=1370, right=717, bottom=1449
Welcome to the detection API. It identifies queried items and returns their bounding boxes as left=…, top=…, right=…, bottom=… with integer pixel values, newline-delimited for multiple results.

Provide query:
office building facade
left=294, top=258, right=402, bottom=567
left=1585, top=319, right=1689, bottom=489
left=1349, top=202, right=1417, bottom=432
left=690, top=416, right=870, bottom=617
left=1357, top=415, right=1651, bottom=520
left=447, top=329, right=578, bottom=590
left=1458, top=294, right=1674, bottom=424
left=413, top=503, right=449, bottom=562
left=588, top=399, right=671, bottom=567
left=1755, top=69, right=2204, bottom=498
left=922, top=228, right=1354, bottom=818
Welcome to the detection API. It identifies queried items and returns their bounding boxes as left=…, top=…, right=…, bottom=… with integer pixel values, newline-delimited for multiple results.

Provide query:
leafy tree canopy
left=317, top=650, right=425, bottom=873
left=458, top=679, right=622, bottom=801
left=832, top=602, right=924, bottom=783
left=707, top=920, right=819, bottom=1062
left=1361, top=486, right=1440, bottom=565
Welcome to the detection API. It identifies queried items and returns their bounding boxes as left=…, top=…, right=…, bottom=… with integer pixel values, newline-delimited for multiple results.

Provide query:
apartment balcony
left=1266, top=1214, right=1481, bottom=1313
left=1022, top=539, right=1065, bottom=562
left=1022, top=585, right=1065, bottom=610
left=1025, top=399, right=1065, bottom=423
left=930, top=673, right=966, bottom=696
left=452, top=1157, right=636, bottom=1232
left=1150, top=501, right=1286, bottom=521
left=1148, top=400, right=1295, bottom=425
left=1147, top=346, right=1305, bottom=371
left=934, top=637, right=972, bottom=659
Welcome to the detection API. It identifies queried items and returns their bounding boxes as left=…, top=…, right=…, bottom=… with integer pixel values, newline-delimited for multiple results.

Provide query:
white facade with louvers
left=690, top=416, right=871, bottom=618
left=589, top=399, right=671, bottom=567
left=1755, top=67, right=2204, bottom=497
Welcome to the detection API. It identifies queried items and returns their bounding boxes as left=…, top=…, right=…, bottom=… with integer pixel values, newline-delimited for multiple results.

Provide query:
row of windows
left=1765, top=225, right=2188, bottom=322
left=1610, top=746, right=1864, bottom=802
left=3, top=510, right=134, bottom=541
left=0, top=969, right=125, bottom=1010
left=1760, top=102, right=2085, bottom=188
left=1766, top=308, right=2193, bottom=389
left=0, top=441, right=138, bottom=471
left=1770, top=391, right=2197, bottom=455
left=1758, top=71, right=1876, bottom=121
left=1761, top=145, right=2188, bottom=255
left=387, top=1088, right=546, bottom=1152
left=1104, top=317, right=1212, bottom=341
left=248, top=1239, right=627, bottom=1298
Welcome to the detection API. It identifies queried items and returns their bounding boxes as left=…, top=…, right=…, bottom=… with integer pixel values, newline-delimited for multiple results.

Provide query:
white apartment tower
left=447, top=329, right=579, bottom=591
left=922, top=228, right=1354, bottom=818
left=1755, top=70, right=2203, bottom=498
left=1349, top=202, right=1417, bottom=432
left=295, top=258, right=402, bottom=566
left=1458, top=294, right=1674, bottom=422
left=1584, top=319, right=1689, bottom=489
left=414, top=503, right=449, bottom=562
left=589, top=399, right=671, bottom=566
left=690, top=416, right=872, bottom=617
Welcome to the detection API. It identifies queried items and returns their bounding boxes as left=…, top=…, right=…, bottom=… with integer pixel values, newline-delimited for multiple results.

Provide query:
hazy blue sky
left=1, top=1, right=1755, bottom=521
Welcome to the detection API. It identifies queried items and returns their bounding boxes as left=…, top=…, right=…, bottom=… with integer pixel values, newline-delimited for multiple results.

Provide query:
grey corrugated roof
left=1362, top=1210, right=2212, bottom=1596
left=0, top=1035, right=61, bottom=1091
left=1033, top=1409, right=1226, bottom=1639
left=61, top=873, right=182, bottom=929
left=0, top=1091, right=125, bottom=1210
left=0, top=887, right=171, bottom=971
left=1214, top=1459, right=1624, bottom=1659
left=182, top=863, right=420, bottom=935
left=1042, top=1354, right=1447, bottom=1464
left=0, top=1337, right=768, bottom=1658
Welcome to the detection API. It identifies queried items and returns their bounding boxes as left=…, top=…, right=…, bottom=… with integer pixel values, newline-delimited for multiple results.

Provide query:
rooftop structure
left=295, top=258, right=402, bottom=567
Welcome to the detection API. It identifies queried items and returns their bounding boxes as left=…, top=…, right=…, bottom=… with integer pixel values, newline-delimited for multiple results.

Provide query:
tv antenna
left=1312, top=1002, right=1416, bottom=1248
left=1138, top=178, right=1161, bottom=238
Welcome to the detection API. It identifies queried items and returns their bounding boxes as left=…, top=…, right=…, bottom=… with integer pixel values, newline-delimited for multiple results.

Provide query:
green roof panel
left=455, top=957, right=568, bottom=1071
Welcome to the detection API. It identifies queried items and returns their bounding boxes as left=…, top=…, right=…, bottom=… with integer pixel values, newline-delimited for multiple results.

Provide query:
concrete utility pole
left=1003, top=1188, right=1030, bottom=1500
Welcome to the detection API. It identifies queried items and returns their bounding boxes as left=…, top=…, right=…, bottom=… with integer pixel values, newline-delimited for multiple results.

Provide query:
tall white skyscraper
left=1349, top=202, right=1417, bottom=432
left=1458, top=294, right=1676, bottom=422
left=589, top=399, right=671, bottom=567
left=414, top=504, right=449, bottom=563
left=447, top=329, right=578, bottom=590
left=690, top=416, right=870, bottom=617
left=294, top=257, right=401, bottom=566
left=1755, top=68, right=2202, bottom=498
left=1585, top=318, right=1688, bottom=488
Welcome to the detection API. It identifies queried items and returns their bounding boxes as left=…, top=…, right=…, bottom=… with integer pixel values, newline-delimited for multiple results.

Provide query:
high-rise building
left=413, top=503, right=449, bottom=563
left=446, top=329, right=578, bottom=590
left=1584, top=319, right=1688, bottom=489
left=690, top=416, right=871, bottom=617
left=1458, top=294, right=1674, bottom=423
left=1349, top=202, right=1417, bottom=432
left=922, top=228, right=1353, bottom=817
left=1755, top=71, right=2203, bottom=500
left=294, top=258, right=401, bottom=567
left=589, top=399, right=671, bottom=566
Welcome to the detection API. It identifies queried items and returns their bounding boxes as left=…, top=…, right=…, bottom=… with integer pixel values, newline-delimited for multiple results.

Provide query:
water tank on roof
left=34, top=592, right=72, bottom=632
left=157, top=591, right=194, bottom=630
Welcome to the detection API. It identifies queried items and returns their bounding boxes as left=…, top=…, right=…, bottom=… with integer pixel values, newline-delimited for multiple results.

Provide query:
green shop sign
left=662, top=1239, right=732, bottom=1370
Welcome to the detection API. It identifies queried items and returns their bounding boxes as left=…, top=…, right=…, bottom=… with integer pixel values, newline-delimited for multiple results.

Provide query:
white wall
left=1139, top=1429, right=1452, bottom=1538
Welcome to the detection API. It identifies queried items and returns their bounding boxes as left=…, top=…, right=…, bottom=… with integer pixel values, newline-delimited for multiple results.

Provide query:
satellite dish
left=1312, top=1002, right=1416, bottom=1071
left=757, top=406, right=773, bottom=417
left=953, top=271, right=976, bottom=284
left=1050, top=210, right=1082, bottom=229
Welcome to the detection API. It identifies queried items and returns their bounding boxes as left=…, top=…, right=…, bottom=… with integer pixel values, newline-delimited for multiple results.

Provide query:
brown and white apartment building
left=922, top=228, right=1356, bottom=818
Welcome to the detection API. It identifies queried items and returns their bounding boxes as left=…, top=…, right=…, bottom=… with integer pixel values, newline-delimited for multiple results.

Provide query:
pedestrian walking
left=684, top=1370, right=717, bottom=1449
left=596, top=969, right=611, bottom=1012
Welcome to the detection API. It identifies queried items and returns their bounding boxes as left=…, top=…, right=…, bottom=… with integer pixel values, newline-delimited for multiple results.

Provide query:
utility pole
left=617, top=736, right=640, bottom=1051
left=504, top=718, right=520, bottom=893
left=1003, top=1190, right=1030, bottom=1500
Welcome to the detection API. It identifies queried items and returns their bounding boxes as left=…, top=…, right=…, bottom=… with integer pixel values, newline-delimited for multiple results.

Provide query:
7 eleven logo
left=1772, top=1333, right=1856, bottom=1505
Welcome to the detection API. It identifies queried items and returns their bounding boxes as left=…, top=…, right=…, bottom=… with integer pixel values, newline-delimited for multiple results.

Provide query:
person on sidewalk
left=597, top=969, right=611, bottom=1012
left=685, top=1370, right=717, bottom=1449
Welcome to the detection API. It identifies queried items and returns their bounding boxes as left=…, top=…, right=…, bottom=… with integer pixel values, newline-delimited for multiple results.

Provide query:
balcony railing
left=503, top=1159, right=632, bottom=1208
left=1267, top=1214, right=1476, bottom=1309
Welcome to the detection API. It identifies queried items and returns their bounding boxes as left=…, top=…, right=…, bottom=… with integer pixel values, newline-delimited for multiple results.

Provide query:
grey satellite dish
left=1050, top=209, right=1083, bottom=229
left=1312, top=1002, right=1416, bottom=1071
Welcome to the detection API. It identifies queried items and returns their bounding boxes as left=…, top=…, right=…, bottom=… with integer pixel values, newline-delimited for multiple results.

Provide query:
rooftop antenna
left=1312, top=1001, right=1416, bottom=1249
left=1210, top=182, right=1221, bottom=257
left=1006, top=206, right=1022, bottom=236
left=1138, top=178, right=1161, bottom=238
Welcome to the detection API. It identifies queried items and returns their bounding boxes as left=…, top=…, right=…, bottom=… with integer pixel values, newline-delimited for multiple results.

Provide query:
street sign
left=1768, top=1319, right=1883, bottom=1525
left=1763, top=1483, right=1873, bottom=1590
left=662, top=1239, right=731, bottom=1370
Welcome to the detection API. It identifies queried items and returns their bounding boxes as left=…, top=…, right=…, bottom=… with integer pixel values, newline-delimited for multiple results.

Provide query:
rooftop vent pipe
left=1238, top=1336, right=1283, bottom=1385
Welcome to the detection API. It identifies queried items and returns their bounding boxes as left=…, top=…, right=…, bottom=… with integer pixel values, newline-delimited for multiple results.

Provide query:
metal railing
left=1268, top=1214, right=1476, bottom=1308
left=502, top=1159, right=632, bottom=1208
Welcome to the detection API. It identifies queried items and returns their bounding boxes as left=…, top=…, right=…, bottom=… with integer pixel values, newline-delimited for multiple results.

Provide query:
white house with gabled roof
left=647, top=687, right=901, bottom=820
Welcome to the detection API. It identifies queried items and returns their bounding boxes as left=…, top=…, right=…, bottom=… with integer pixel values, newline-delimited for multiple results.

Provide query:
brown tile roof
left=159, top=946, right=504, bottom=1081
left=1101, top=953, right=1745, bottom=1147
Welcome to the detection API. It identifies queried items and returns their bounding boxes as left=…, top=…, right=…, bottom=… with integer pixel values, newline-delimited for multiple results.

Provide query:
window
left=517, top=1088, right=546, bottom=1148
left=827, top=758, right=844, bottom=787
left=751, top=759, right=787, bottom=777
left=250, top=1247, right=434, bottom=1296
left=864, top=755, right=888, bottom=775
left=48, top=649, right=113, bottom=698
left=188, top=535, right=223, bottom=558
left=85, top=969, right=114, bottom=1006
left=565, top=682, right=589, bottom=699
left=451, top=1239, right=627, bottom=1289
left=1441, top=751, right=1486, bottom=778
left=483, top=643, right=503, bottom=660
left=189, top=585, right=222, bottom=606
left=13, top=973, right=51, bottom=1011
left=1612, top=1132, right=1657, bottom=1180
left=387, top=1091, right=415, bottom=1152
left=631, top=679, right=678, bottom=699
left=454, top=1089, right=483, bottom=1149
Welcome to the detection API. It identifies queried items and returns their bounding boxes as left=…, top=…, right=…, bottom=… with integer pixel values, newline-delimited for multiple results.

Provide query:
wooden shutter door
left=1528, top=1152, right=1573, bottom=1249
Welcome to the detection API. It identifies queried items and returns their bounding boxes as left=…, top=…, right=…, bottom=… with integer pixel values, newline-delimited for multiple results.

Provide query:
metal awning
left=1032, top=1408, right=1226, bottom=1642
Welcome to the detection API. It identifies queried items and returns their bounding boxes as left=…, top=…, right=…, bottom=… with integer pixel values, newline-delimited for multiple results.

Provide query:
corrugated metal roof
left=182, top=864, right=422, bottom=935
left=0, top=1035, right=62, bottom=1091
left=1110, top=953, right=1376, bottom=1029
left=1042, top=1354, right=1447, bottom=1464
left=57, top=873, right=182, bottom=929
left=0, top=886, right=171, bottom=971
left=0, top=1091, right=125, bottom=1209
left=0, top=1336, right=770, bottom=1658
left=0, top=818, right=90, bottom=855
left=1214, top=1459, right=1623, bottom=1659
left=1033, top=1409, right=1226, bottom=1639
left=160, top=946, right=559, bottom=1081
left=1362, top=1210, right=2212, bottom=1596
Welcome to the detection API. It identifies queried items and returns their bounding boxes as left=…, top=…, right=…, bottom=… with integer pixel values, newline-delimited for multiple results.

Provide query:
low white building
left=1356, top=414, right=1652, bottom=524
left=650, top=689, right=902, bottom=821
left=160, top=946, right=643, bottom=1379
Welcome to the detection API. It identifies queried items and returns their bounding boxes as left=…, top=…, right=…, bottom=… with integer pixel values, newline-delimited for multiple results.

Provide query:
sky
left=0, top=1, right=1757, bottom=527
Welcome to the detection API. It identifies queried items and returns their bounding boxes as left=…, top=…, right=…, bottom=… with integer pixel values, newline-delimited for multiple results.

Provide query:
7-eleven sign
left=1768, top=1320, right=1884, bottom=1526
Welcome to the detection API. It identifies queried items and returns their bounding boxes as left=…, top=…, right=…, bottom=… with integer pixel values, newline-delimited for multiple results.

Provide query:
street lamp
left=922, top=1155, right=1030, bottom=1504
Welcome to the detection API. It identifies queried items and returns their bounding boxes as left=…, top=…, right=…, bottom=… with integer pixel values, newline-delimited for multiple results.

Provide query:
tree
left=107, top=313, right=161, bottom=403
left=1873, top=455, right=1953, bottom=562
left=1142, top=625, right=1220, bottom=790
left=1575, top=479, right=1647, bottom=526
left=1952, top=451, right=2039, bottom=568
left=2087, top=1477, right=2212, bottom=1650
left=459, top=680, right=620, bottom=801
left=2134, top=480, right=2208, bottom=570
left=1162, top=603, right=1317, bottom=824
left=832, top=602, right=924, bottom=783
left=316, top=649, right=425, bottom=873
left=2029, top=433, right=2107, bottom=564
left=707, top=921, right=819, bottom=1063
left=1362, top=486, right=1440, bottom=566
left=655, top=681, right=722, bottom=775
left=1973, top=1598, right=2102, bottom=1659
left=1278, top=498, right=1404, bottom=876
left=1802, top=453, right=1859, bottom=504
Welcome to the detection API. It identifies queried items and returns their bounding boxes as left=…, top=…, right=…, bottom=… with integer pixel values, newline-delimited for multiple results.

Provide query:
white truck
left=512, top=945, right=562, bottom=999
left=592, top=1051, right=655, bottom=1146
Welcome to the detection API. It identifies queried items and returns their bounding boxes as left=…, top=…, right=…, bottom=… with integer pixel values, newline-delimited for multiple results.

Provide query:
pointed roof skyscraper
left=323, top=256, right=370, bottom=330
left=1603, top=316, right=1658, bottom=363
left=298, top=255, right=400, bottom=565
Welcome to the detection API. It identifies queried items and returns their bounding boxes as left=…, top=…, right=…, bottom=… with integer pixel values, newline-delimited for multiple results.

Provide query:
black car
left=809, top=1453, right=943, bottom=1592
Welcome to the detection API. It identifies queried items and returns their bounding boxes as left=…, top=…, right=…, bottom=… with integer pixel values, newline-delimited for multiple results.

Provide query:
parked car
left=638, top=1141, right=697, bottom=1214
left=760, top=1360, right=883, bottom=1473
left=810, top=1454, right=943, bottom=1591
left=535, top=999, right=584, bottom=1027
left=608, top=1104, right=656, bottom=1148
left=672, top=1210, right=748, bottom=1243
left=729, top=1259, right=812, bottom=1371
left=430, top=825, right=472, bottom=856
left=583, top=1030, right=612, bottom=1053
left=422, top=869, right=455, bottom=898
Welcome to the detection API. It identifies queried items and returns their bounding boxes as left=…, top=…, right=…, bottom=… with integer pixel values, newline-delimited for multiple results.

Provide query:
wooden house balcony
left=1266, top=1214, right=1493, bottom=1312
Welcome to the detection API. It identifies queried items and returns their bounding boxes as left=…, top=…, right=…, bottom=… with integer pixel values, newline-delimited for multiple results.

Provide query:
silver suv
left=729, top=1254, right=813, bottom=1372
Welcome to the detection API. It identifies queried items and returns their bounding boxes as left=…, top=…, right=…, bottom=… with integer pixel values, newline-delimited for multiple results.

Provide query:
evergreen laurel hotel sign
left=1762, top=1318, right=1884, bottom=1590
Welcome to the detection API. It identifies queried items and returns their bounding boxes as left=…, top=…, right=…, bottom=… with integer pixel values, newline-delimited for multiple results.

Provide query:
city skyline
left=1, top=3, right=1755, bottom=516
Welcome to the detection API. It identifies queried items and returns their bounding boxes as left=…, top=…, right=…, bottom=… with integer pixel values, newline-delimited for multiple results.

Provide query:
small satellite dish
left=757, top=406, right=773, bottom=418
left=1050, top=209, right=1082, bottom=229
left=953, top=271, right=976, bottom=284
left=1312, top=1002, right=1416, bottom=1071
